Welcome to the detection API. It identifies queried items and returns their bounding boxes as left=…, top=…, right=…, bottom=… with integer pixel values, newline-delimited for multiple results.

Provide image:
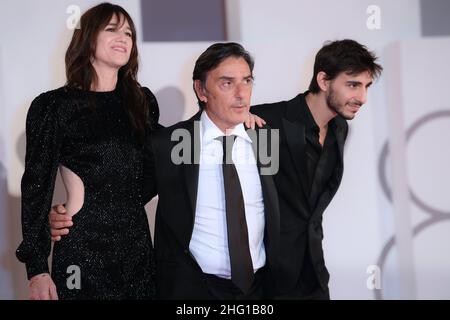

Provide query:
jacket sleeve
left=141, top=87, right=163, bottom=204
left=16, top=92, right=63, bottom=280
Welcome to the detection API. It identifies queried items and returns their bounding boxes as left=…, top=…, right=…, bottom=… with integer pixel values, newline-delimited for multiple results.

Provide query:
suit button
left=184, top=249, right=189, bottom=254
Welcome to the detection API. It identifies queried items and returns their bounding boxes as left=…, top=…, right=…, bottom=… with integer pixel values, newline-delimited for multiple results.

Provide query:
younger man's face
left=326, top=70, right=373, bottom=120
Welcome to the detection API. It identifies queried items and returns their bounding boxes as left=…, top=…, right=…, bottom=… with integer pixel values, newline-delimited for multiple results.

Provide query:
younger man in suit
left=252, top=39, right=383, bottom=299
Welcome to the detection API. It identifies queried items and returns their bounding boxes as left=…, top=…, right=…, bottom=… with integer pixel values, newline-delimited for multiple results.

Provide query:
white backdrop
left=1, top=0, right=449, bottom=300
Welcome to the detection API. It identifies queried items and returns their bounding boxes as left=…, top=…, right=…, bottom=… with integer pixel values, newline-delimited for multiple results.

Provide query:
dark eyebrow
left=346, top=80, right=373, bottom=88
left=107, top=23, right=132, bottom=31
left=219, top=76, right=234, bottom=81
left=219, top=74, right=253, bottom=81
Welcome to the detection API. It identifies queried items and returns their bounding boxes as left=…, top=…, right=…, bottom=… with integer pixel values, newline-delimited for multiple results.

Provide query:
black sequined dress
left=16, top=86, right=158, bottom=299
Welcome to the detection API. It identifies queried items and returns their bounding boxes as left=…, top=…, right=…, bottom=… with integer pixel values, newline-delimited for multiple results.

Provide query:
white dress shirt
left=189, top=111, right=266, bottom=278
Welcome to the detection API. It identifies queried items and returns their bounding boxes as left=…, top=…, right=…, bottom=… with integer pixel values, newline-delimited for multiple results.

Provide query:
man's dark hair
left=308, top=39, right=383, bottom=93
left=193, top=42, right=254, bottom=108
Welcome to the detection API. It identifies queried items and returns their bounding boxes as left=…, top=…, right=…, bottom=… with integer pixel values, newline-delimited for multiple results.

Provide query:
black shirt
left=301, top=92, right=340, bottom=209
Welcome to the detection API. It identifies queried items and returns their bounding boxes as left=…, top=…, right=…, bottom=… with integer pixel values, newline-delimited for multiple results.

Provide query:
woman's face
left=92, top=14, right=133, bottom=71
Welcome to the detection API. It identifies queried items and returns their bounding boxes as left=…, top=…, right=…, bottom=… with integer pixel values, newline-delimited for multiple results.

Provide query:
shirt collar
left=201, top=111, right=253, bottom=144
left=302, top=91, right=338, bottom=134
left=302, top=91, right=320, bottom=132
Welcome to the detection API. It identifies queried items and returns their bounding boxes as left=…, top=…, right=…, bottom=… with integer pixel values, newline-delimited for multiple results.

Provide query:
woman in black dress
left=16, top=3, right=158, bottom=299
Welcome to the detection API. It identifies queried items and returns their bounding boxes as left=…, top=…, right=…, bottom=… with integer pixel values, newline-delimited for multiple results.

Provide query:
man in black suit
left=145, top=43, right=280, bottom=299
left=251, top=39, right=383, bottom=299
left=48, top=43, right=280, bottom=300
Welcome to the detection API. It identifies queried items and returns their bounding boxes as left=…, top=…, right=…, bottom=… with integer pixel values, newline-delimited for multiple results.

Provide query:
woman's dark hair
left=308, top=39, right=383, bottom=93
left=65, top=2, right=149, bottom=141
left=192, top=42, right=254, bottom=109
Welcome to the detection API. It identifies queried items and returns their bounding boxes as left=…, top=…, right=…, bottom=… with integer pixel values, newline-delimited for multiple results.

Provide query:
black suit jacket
left=144, top=111, right=280, bottom=299
left=252, top=93, right=348, bottom=297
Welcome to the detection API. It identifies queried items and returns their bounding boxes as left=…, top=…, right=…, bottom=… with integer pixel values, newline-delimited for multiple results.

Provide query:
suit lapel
left=282, top=95, right=310, bottom=201
left=312, top=118, right=347, bottom=215
left=183, top=112, right=201, bottom=231
left=334, top=118, right=346, bottom=162
left=247, top=126, right=280, bottom=274
left=328, top=118, right=346, bottom=194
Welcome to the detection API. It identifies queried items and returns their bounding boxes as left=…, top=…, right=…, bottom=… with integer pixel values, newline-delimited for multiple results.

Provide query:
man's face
left=326, top=71, right=373, bottom=120
left=196, top=57, right=253, bottom=132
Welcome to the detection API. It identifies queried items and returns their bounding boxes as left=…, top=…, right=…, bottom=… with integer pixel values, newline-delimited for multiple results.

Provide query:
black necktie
left=217, top=135, right=254, bottom=293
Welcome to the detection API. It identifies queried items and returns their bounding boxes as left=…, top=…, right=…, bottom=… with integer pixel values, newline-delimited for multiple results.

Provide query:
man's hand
left=29, top=273, right=58, bottom=300
left=245, top=113, right=266, bottom=129
left=49, top=204, right=73, bottom=241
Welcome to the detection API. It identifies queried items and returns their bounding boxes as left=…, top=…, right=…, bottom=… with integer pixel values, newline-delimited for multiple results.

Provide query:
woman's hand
left=245, top=112, right=266, bottom=129
left=29, top=273, right=59, bottom=300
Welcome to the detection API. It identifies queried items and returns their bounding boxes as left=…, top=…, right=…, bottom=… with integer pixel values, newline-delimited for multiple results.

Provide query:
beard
left=326, top=86, right=360, bottom=120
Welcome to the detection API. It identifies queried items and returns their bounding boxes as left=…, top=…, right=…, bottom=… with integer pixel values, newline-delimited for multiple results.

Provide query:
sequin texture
left=16, top=86, right=159, bottom=299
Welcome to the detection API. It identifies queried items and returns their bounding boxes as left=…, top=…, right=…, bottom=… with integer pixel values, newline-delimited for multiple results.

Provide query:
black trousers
left=203, top=268, right=265, bottom=300
left=275, top=253, right=330, bottom=300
